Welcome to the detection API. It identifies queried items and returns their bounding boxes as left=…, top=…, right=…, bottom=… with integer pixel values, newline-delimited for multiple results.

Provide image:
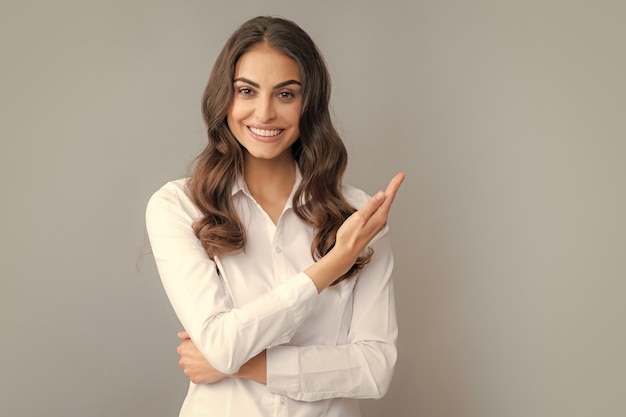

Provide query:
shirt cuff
left=286, top=272, right=319, bottom=323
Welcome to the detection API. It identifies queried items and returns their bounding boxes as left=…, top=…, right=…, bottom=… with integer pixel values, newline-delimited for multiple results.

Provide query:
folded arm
left=176, top=228, right=398, bottom=400
left=154, top=173, right=404, bottom=379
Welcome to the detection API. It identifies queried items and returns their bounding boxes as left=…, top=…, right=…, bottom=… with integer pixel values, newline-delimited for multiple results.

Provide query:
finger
left=366, top=173, right=405, bottom=227
left=178, top=331, right=191, bottom=340
left=380, top=172, right=405, bottom=209
left=177, top=340, right=196, bottom=357
left=385, top=172, right=405, bottom=199
left=357, top=190, right=386, bottom=220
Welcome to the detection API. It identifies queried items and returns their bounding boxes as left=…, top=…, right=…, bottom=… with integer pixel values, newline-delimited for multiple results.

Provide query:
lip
left=246, top=126, right=285, bottom=143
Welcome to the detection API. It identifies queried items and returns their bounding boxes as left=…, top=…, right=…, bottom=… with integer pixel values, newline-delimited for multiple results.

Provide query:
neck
left=243, top=151, right=296, bottom=202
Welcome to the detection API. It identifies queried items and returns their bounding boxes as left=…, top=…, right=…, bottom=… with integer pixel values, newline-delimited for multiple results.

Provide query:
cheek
left=228, top=100, right=250, bottom=124
left=226, top=109, right=244, bottom=142
left=287, top=104, right=302, bottom=125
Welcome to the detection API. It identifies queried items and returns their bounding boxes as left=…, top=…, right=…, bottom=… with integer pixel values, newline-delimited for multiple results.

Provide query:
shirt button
left=275, top=246, right=282, bottom=253
left=280, top=397, right=286, bottom=404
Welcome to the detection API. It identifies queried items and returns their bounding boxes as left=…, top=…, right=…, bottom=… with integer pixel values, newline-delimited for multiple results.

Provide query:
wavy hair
left=188, top=16, right=372, bottom=283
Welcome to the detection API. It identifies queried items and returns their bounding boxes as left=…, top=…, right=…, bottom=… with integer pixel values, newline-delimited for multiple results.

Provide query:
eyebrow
left=233, top=77, right=302, bottom=89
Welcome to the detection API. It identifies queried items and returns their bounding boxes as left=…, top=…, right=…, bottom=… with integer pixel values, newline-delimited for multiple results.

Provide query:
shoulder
left=341, top=184, right=371, bottom=209
left=146, top=178, right=200, bottom=219
left=150, top=178, right=190, bottom=197
left=148, top=178, right=191, bottom=205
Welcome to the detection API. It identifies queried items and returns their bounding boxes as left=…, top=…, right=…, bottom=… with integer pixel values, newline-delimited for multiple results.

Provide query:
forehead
left=234, top=43, right=301, bottom=83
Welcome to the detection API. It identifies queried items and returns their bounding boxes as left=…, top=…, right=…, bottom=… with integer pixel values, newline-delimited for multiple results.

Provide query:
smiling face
left=227, top=43, right=302, bottom=166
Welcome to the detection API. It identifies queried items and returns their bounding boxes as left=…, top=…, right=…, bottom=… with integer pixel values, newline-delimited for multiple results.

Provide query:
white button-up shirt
left=145, top=169, right=398, bottom=417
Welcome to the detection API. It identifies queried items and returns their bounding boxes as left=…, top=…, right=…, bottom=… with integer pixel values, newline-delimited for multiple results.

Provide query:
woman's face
left=227, top=43, right=302, bottom=164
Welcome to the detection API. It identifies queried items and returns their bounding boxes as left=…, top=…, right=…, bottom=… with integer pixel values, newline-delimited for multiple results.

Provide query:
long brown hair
left=189, top=16, right=372, bottom=283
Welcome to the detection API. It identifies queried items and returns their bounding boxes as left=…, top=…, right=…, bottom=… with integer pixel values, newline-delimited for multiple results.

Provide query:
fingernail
left=375, top=191, right=385, bottom=201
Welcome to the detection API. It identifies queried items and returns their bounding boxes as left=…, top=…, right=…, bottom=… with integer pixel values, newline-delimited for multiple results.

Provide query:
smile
left=248, top=126, right=283, bottom=137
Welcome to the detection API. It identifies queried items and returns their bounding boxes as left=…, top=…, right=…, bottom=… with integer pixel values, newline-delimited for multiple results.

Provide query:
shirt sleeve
left=265, top=227, right=398, bottom=401
left=145, top=183, right=319, bottom=375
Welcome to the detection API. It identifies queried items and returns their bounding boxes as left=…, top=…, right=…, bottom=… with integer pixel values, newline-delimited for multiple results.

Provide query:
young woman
left=146, top=15, right=405, bottom=417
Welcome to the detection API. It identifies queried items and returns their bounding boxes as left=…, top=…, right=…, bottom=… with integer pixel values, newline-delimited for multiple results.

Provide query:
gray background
left=1, top=1, right=625, bottom=416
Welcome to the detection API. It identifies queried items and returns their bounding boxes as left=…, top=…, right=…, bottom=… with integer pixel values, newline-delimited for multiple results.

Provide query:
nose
left=256, top=95, right=276, bottom=122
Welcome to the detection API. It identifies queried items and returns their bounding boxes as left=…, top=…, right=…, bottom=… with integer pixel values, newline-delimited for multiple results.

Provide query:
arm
left=176, top=229, right=398, bottom=397
left=260, top=174, right=402, bottom=399
left=176, top=331, right=266, bottom=384
left=152, top=174, right=404, bottom=377
left=175, top=175, right=404, bottom=398
left=146, top=182, right=319, bottom=375
left=265, top=229, right=398, bottom=401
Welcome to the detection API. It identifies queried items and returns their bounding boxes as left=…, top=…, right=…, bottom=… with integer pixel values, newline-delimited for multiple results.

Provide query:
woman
left=146, top=15, right=404, bottom=417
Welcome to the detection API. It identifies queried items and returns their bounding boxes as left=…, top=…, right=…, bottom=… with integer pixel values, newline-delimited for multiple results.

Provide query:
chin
left=244, top=145, right=294, bottom=162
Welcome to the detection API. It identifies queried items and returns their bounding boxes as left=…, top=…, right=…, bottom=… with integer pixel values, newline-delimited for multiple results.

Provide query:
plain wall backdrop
left=1, top=1, right=625, bottom=416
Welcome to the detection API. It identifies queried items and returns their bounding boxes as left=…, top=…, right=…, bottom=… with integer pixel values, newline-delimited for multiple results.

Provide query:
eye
left=237, top=87, right=254, bottom=96
left=277, top=91, right=295, bottom=100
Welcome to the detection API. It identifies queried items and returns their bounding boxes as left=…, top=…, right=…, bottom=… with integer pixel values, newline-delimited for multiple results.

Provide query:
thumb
left=177, top=331, right=190, bottom=340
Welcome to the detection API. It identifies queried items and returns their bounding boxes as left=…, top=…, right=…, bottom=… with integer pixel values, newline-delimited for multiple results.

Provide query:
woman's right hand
left=177, top=331, right=228, bottom=384
left=305, top=172, right=405, bottom=292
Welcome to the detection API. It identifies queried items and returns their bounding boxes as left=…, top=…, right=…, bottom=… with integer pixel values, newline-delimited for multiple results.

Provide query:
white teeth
left=249, top=127, right=282, bottom=137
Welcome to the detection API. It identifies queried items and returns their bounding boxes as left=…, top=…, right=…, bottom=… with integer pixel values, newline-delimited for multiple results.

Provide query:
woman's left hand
left=176, top=331, right=228, bottom=384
